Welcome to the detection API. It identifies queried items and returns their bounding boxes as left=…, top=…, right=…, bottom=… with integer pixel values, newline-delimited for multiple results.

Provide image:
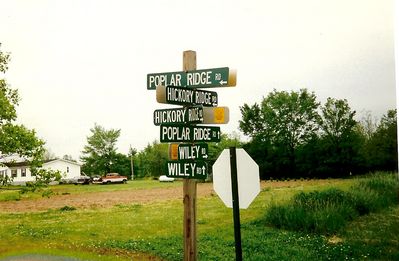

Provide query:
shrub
left=265, top=173, right=399, bottom=234
left=355, top=173, right=399, bottom=208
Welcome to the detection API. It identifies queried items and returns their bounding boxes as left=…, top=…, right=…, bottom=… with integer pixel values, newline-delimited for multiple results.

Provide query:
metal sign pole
left=230, top=147, right=243, bottom=261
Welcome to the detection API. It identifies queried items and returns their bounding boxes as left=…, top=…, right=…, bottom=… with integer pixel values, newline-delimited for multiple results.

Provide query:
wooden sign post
left=148, top=50, right=236, bottom=261
left=183, top=50, right=197, bottom=261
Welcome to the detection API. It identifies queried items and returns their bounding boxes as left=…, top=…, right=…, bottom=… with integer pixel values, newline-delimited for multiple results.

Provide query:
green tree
left=134, top=140, right=168, bottom=178
left=207, top=132, right=245, bottom=167
left=240, top=89, right=320, bottom=177
left=0, top=44, right=46, bottom=184
left=316, top=98, right=360, bottom=176
left=80, top=123, right=121, bottom=175
left=365, top=109, right=397, bottom=171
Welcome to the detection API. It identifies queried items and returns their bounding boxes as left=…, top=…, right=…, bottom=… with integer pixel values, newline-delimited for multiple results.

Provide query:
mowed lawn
left=0, top=177, right=398, bottom=260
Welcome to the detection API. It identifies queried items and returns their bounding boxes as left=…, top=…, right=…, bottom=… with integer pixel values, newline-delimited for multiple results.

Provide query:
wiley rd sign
left=160, top=124, right=221, bottom=142
left=156, top=85, right=218, bottom=107
left=169, top=143, right=209, bottom=161
left=166, top=160, right=207, bottom=179
left=153, top=106, right=229, bottom=125
left=147, top=67, right=236, bottom=90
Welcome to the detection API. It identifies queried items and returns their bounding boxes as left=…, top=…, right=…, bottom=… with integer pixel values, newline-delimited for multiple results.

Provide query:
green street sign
left=147, top=67, right=235, bottom=90
left=159, top=86, right=217, bottom=107
left=153, top=106, right=203, bottom=126
left=177, top=143, right=208, bottom=160
left=166, top=160, right=207, bottom=179
left=160, top=124, right=221, bottom=143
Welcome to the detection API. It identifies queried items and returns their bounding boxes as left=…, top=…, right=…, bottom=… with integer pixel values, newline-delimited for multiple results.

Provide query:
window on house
left=21, top=168, right=26, bottom=177
left=67, top=167, right=69, bottom=173
left=11, top=169, right=17, bottom=178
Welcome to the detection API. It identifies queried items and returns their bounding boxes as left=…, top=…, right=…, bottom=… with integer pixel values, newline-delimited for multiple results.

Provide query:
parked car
left=73, top=174, right=91, bottom=185
left=159, top=175, right=175, bottom=182
left=91, top=175, right=101, bottom=183
left=98, top=173, right=128, bottom=184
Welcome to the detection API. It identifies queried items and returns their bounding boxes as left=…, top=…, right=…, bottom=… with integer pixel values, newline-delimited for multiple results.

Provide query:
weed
left=114, top=203, right=142, bottom=211
left=41, top=189, right=54, bottom=198
left=59, top=206, right=77, bottom=212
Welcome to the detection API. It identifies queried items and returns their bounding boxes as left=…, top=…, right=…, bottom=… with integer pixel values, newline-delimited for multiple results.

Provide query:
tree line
left=80, top=88, right=396, bottom=180
left=240, top=89, right=397, bottom=179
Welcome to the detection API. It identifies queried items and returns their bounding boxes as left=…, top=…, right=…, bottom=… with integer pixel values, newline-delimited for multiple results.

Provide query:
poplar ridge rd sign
left=166, top=160, right=207, bottom=179
left=153, top=106, right=203, bottom=125
left=147, top=67, right=233, bottom=90
left=160, top=124, right=221, bottom=142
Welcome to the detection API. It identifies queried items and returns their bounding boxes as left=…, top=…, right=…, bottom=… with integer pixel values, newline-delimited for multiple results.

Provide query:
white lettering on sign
left=149, top=75, right=166, bottom=88
left=149, top=73, right=184, bottom=88
left=167, top=87, right=194, bottom=103
left=187, top=107, right=203, bottom=122
left=193, top=127, right=211, bottom=141
left=187, top=71, right=212, bottom=86
left=169, top=74, right=182, bottom=86
left=179, top=145, right=201, bottom=160
left=167, top=162, right=197, bottom=177
left=154, top=108, right=187, bottom=125
left=167, top=162, right=207, bottom=178
left=161, top=126, right=190, bottom=141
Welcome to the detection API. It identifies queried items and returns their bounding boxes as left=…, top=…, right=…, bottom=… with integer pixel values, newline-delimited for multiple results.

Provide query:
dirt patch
left=0, top=179, right=331, bottom=213
left=0, top=183, right=215, bottom=213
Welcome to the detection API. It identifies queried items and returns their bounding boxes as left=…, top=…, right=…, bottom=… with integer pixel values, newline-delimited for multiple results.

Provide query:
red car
left=98, top=173, right=128, bottom=184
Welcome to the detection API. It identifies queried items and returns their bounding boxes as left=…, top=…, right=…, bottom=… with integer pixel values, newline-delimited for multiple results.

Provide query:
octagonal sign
left=212, top=148, right=260, bottom=209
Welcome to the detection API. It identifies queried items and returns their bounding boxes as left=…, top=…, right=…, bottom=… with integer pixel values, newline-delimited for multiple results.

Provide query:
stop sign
left=212, top=148, right=260, bottom=209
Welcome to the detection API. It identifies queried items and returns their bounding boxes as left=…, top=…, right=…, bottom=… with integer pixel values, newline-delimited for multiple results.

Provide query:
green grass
left=0, top=175, right=398, bottom=260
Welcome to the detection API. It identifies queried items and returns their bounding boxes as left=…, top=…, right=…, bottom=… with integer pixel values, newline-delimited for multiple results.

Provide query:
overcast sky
left=0, top=0, right=396, bottom=161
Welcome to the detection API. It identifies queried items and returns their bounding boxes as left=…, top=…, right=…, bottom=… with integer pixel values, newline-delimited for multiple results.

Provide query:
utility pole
left=130, top=145, right=134, bottom=181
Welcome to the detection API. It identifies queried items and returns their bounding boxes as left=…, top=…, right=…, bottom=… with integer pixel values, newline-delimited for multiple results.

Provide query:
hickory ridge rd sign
left=147, top=67, right=231, bottom=89
left=164, top=86, right=218, bottom=107
left=153, top=106, right=203, bottom=126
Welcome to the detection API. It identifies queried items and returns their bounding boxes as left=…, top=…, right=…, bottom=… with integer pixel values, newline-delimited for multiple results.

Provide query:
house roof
left=3, top=158, right=81, bottom=168
left=3, top=161, right=28, bottom=168
left=43, top=158, right=81, bottom=166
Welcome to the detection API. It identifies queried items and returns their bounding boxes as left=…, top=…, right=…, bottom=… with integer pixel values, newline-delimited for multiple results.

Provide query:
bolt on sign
left=147, top=67, right=236, bottom=90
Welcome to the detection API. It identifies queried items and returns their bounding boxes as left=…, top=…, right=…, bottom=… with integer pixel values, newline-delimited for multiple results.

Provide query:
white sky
left=0, top=0, right=396, bottom=161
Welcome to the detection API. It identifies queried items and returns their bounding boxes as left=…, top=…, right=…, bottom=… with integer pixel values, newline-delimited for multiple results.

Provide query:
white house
left=0, top=159, right=81, bottom=185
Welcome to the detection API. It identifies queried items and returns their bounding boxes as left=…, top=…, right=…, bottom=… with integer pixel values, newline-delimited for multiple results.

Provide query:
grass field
left=0, top=175, right=398, bottom=260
